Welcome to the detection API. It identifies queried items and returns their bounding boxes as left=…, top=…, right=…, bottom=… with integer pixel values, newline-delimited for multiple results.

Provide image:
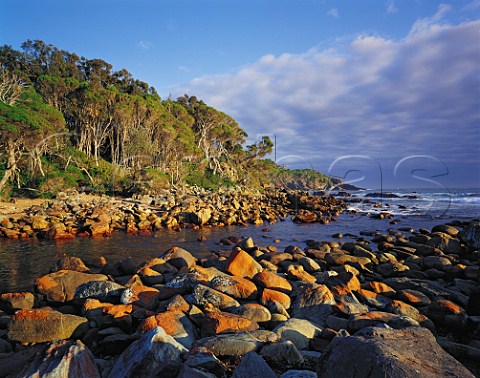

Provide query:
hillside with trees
left=0, top=40, right=337, bottom=198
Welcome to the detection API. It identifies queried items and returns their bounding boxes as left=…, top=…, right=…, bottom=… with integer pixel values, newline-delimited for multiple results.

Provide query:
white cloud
left=386, top=0, right=397, bottom=14
left=180, top=17, right=480, bottom=187
left=327, top=8, right=339, bottom=18
left=138, top=40, right=154, bottom=50
left=409, top=3, right=451, bottom=35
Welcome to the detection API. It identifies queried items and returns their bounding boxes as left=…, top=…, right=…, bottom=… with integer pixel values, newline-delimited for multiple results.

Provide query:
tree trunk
left=0, top=141, right=18, bottom=195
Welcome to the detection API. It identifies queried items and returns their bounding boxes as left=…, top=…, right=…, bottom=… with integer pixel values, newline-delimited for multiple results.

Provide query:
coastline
left=0, top=190, right=479, bottom=376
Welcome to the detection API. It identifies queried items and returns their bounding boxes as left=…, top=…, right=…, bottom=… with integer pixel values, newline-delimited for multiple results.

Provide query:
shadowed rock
left=317, top=326, right=474, bottom=378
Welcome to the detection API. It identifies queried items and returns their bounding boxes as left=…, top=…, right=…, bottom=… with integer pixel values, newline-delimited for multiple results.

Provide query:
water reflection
left=0, top=214, right=442, bottom=293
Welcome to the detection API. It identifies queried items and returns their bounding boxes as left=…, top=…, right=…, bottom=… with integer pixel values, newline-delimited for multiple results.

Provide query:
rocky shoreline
left=0, top=188, right=345, bottom=240
left=0, top=215, right=479, bottom=377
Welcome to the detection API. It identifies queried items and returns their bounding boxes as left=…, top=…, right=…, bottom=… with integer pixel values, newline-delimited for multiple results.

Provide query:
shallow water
left=0, top=212, right=449, bottom=294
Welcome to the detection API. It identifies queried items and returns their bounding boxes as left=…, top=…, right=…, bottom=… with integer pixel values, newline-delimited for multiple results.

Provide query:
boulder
left=317, top=326, right=474, bottom=378
left=200, top=311, right=259, bottom=337
left=273, top=318, right=322, bottom=350
left=231, top=351, right=277, bottom=378
left=0, top=292, right=35, bottom=313
left=225, top=249, right=263, bottom=278
left=159, top=247, right=197, bottom=270
left=187, top=284, right=240, bottom=311
left=231, top=303, right=272, bottom=323
left=45, top=222, right=75, bottom=240
left=53, top=255, right=90, bottom=272
left=74, top=280, right=125, bottom=302
left=7, top=308, right=88, bottom=344
left=459, top=222, right=480, bottom=250
left=253, top=271, right=292, bottom=293
left=208, top=275, right=258, bottom=300
left=259, top=340, right=304, bottom=368
left=139, top=310, right=197, bottom=349
left=291, top=284, right=336, bottom=325
left=35, top=270, right=109, bottom=303
left=120, top=285, right=159, bottom=310
left=194, top=330, right=278, bottom=357
left=192, top=208, right=212, bottom=226
left=107, top=326, right=187, bottom=378
left=16, top=340, right=100, bottom=378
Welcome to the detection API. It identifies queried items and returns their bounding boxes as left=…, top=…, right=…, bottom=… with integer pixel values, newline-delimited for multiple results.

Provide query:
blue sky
left=1, top=0, right=479, bottom=189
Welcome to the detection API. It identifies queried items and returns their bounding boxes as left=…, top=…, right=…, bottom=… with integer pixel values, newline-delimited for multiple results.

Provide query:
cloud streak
left=181, top=16, right=480, bottom=187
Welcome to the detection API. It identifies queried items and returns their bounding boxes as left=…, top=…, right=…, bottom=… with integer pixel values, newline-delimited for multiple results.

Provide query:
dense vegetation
left=0, top=40, right=336, bottom=198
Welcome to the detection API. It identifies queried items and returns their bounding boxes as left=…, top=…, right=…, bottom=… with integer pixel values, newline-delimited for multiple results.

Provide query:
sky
left=1, top=0, right=479, bottom=189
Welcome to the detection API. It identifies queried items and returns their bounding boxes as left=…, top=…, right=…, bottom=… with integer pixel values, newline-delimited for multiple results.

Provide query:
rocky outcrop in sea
left=0, top=188, right=345, bottom=240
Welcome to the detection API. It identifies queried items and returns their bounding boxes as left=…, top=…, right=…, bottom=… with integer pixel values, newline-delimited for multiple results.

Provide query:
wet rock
left=0, top=292, right=35, bottom=313
left=7, top=308, right=88, bottom=343
left=35, top=270, right=109, bottom=303
left=232, top=351, right=277, bottom=378
left=107, top=326, right=187, bottom=378
left=16, top=340, right=100, bottom=378
left=317, top=326, right=475, bottom=378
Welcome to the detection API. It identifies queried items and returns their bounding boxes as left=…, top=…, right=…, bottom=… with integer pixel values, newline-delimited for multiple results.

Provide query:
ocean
left=1, top=188, right=479, bottom=293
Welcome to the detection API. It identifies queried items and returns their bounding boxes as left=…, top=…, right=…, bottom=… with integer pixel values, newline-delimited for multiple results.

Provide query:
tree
left=0, top=77, right=65, bottom=194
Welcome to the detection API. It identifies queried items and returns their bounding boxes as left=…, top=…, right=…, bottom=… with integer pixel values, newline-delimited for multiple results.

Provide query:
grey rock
left=187, top=284, right=240, bottom=311
left=231, top=351, right=277, bottom=378
left=291, top=284, right=336, bottom=326
left=159, top=246, right=197, bottom=270
left=260, top=340, right=303, bottom=367
left=274, top=318, right=323, bottom=350
left=194, top=330, right=278, bottom=357
left=184, top=351, right=226, bottom=377
left=107, top=326, right=187, bottom=378
left=459, top=222, right=480, bottom=249
left=17, top=340, right=100, bottom=378
left=317, top=326, right=474, bottom=378
left=280, top=370, right=317, bottom=378
left=74, top=280, right=125, bottom=302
